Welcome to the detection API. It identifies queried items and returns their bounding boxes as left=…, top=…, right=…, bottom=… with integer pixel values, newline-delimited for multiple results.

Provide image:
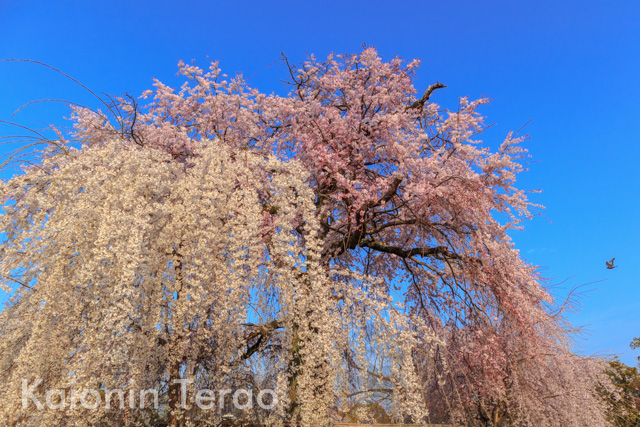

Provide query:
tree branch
left=358, top=238, right=457, bottom=260
left=407, top=82, right=446, bottom=110
left=241, top=320, right=283, bottom=360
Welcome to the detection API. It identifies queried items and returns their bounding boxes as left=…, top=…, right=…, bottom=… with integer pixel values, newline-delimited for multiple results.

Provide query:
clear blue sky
left=1, top=0, right=638, bottom=366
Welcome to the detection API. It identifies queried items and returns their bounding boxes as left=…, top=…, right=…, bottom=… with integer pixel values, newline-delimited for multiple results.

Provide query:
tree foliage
left=600, top=358, right=640, bottom=426
left=0, top=48, right=613, bottom=426
left=631, top=337, right=640, bottom=365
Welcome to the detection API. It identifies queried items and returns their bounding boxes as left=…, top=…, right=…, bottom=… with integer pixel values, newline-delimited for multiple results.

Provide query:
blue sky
left=1, top=0, right=638, bottom=366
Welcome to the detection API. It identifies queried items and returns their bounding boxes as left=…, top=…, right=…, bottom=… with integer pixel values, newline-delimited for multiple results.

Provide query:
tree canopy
left=0, top=48, right=614, bottom=426
left=600, top=357, right=640, bottom=426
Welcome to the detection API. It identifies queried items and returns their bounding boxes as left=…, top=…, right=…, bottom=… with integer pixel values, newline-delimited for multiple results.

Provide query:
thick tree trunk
left=168, top=247, right=186, bottom=427
left=287, top=322, right=302, bottom=424
left=168, top=360, right=184, bottom=427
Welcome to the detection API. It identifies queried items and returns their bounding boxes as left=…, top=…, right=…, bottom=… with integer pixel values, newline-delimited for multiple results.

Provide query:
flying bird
left=606, top=258, right=617, bottom=269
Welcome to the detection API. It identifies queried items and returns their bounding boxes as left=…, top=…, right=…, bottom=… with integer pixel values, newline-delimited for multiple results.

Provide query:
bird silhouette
left=606, top=258, right=617, bottom=269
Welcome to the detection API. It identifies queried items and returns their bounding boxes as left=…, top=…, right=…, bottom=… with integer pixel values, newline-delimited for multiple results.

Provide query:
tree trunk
left=287, top=322, right=302, bottom=424
left=168, top=360, right=184, bottom=427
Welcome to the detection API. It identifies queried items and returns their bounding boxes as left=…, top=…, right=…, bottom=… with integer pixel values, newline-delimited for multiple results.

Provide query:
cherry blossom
left=0, top=48, right=613, bottom=426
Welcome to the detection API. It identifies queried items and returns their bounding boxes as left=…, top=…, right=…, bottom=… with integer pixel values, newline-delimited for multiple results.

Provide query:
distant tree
left=0, top=48, right=613, bottom=426
left=632, top=337, right=640, bottom=365
left=599, top=358, right=640, bottom=426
